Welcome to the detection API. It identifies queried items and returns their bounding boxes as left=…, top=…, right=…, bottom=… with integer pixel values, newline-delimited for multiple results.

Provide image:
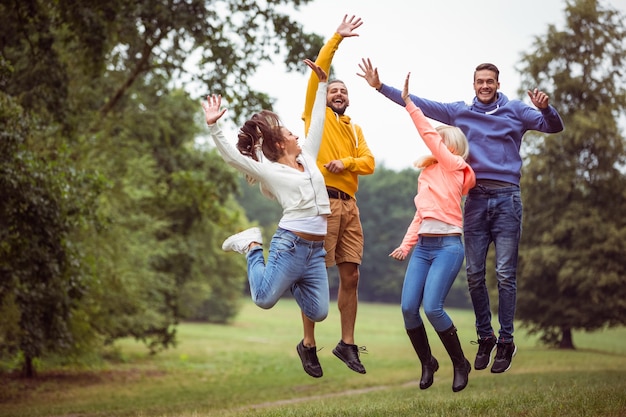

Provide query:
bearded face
left=326, top=81, right=349, bottom=115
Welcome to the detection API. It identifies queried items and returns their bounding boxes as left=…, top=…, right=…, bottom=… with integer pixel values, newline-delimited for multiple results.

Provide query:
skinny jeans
left=464, top=185, right=522, bottom=343
left=246, top=228, right=329, bottom=322
left=401, top=235, right=465, bottom=331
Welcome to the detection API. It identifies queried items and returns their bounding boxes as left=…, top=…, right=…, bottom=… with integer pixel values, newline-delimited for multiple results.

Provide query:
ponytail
left=414, top=125, right=470, bottom=169
left=236, top=110, right=284, bottom=162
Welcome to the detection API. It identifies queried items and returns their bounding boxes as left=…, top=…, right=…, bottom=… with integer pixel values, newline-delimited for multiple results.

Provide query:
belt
left=327, top=187, right=351, bottom=200
left=292, top=231, right=326, bottom=241
left=476, top=179, right=516, bottom=189
left=420, top=233, right=462, bottom=237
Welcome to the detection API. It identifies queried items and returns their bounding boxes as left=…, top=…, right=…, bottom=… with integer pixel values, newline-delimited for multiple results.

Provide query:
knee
left=253, top=297, right=278, bottom=310
left=401, top=302, right=418, bottom=318
left=312, top=311, right=328, bottom=322
left=424, top=306, right=443, bottom=323
left=467, top=274, right=486, bottom=289
left=497, top=277, right=517, bottom=292
left=307, top=308, right=328, bottom=322
left=402, top=309, right=421, bottom=328
left=339, top=264, right=360, bottom=289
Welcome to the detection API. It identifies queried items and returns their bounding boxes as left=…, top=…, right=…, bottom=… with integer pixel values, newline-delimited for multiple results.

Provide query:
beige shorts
left=324, top=197, right=364, bottom=267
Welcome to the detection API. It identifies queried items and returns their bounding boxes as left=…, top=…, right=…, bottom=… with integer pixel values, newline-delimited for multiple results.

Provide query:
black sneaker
left=491, top=342, right=517, bottom=373
left=296, top=340, right=323, bottom=378
left=332, top=340, right=367, bottom=374
left=472, top=335, right=497, bottom=370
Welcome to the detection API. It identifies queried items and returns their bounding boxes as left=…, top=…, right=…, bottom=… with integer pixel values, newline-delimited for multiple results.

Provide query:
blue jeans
left=464, top=185, right=522, bottom=343
left=401, top=235, right=465, bottom=332
left=246, top=228, right=329, bottom=322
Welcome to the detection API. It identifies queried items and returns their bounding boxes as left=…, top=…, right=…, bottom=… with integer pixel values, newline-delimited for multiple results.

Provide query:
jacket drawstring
left=334, top=112, right=359, bottom=149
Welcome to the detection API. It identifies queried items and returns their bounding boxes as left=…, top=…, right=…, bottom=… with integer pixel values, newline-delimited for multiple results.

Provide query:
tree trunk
left=559, top=327, right=575, bottom=349
left=22, top=354, right=35, bottom=378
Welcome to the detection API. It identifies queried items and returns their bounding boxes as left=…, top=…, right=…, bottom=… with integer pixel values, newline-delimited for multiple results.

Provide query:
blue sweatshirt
left=378, top=85, right=564, bottom=185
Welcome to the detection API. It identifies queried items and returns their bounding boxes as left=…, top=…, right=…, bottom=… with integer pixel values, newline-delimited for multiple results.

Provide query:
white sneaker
left=222, top=227, right=263, bottom=254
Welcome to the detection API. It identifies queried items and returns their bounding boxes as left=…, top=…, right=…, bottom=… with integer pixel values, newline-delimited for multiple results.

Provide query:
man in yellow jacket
left=299, top=14, right=375, bottom=377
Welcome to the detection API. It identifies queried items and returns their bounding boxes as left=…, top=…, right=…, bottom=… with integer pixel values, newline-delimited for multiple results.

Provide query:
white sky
left=220, top=0, right=626, bottom=171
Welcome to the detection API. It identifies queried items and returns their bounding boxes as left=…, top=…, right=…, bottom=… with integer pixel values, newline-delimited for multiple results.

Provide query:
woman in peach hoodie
left=388, top=73, right=476, bottom=393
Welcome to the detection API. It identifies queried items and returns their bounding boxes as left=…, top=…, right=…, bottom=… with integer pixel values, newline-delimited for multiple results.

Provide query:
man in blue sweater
left=358, top=59, right=564, bottom=373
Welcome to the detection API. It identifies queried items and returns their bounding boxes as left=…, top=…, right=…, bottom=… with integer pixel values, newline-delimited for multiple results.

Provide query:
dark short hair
left=474, top=63, right=499, bottom=81
left=328, top=79, right=346, bottom=88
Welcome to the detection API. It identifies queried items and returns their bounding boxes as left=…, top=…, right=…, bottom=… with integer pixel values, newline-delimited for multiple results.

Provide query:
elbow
left=368, top=159, right=376, bottom=174
left=551, top=124, right=565, bottom=133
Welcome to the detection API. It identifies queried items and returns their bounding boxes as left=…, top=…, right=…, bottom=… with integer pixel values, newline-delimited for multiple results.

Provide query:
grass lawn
left=1, top=298, right=625, bottom=417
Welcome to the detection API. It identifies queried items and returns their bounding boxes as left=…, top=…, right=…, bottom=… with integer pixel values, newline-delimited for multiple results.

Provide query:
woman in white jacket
left=202, top=59, right=330, bottom=379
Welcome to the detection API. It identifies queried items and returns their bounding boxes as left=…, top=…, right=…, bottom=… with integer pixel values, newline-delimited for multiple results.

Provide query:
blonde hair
left=414, top=125, right=469, bottom=169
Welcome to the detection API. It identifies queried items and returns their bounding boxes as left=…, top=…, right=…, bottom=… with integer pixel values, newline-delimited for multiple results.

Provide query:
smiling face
left=326, top=80, right=349, bottom=115
left=473, top=69, right=500, bottom=104
left=280, top=127, right=301, bottom=156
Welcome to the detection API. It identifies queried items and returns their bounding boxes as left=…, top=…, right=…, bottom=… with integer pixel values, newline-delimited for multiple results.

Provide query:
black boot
left=437, top=325, right=471, bottom=392
left=406, top=325, right=439, bottom=389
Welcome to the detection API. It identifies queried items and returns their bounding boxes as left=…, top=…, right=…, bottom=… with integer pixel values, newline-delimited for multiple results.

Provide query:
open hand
left=402, top=72, right=411, bottom=104
left=304, top=59, right=328, bottom=83
left=357, top=58, right=382, bottom=90
left=337, top=14, right=363, bottom=38
left=202, top=94, right=227, bottom=125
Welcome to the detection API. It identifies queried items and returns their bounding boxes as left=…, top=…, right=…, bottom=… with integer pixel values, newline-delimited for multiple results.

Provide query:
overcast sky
left=218, top=0, right=626, bottom=171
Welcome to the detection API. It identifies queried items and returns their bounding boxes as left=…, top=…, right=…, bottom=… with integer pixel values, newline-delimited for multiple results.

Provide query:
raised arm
left=202, top=95, right=266, bottom=181
left=303, top=15, right=363, bottom=132
left=402, top=73, right=466, bottom=171
left=525, top=87, right=564, bottom=133
left=302, top=59, right=328, bottom=158
left=357, top=57, right=405, bottom=108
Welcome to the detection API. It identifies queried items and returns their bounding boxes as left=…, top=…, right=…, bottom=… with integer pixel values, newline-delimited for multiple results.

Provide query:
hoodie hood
left=471, top=92, right=509, bottom=114
left=333, top=110, right=352, bottom=125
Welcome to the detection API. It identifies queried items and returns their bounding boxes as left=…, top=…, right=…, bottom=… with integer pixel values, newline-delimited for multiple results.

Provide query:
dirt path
left=234, top=380, right=420, bottom=411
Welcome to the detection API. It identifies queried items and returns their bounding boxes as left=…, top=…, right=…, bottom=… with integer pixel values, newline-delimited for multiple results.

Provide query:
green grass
left=1, top=299, right=625, bottom=417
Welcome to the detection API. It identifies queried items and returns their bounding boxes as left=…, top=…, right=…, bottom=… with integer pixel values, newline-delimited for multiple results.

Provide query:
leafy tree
left=0, top=0, right=324, bottom=375
left=516, top=0, right=626, bottom=348
left=0, top=92, right=104, bottom=377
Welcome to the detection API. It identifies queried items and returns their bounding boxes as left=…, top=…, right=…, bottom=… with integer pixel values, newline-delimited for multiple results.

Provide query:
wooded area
left=1, top=0, right=625, bottom=377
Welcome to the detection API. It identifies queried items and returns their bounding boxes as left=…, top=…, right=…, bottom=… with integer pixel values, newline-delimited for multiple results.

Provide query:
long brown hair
left=236, top=110, right=285, bottom=162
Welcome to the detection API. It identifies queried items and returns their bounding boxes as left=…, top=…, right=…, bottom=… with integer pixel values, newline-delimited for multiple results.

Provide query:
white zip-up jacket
left=207, top=82, right=331, bottom=221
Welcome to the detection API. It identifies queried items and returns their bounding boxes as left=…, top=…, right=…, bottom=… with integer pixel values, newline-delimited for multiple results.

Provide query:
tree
left=516, top=0, right=626, bottom=348
left=0, top=92, right=105, bottom=377
left=0, top=0, right=324, bottom=375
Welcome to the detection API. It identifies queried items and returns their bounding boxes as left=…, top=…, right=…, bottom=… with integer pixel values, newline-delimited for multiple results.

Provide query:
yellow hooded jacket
left=303, top=33, right=375, bottom=198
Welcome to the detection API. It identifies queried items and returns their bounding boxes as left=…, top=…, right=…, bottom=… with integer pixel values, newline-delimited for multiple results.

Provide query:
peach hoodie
left=399, top=103, right=476, bottom=255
